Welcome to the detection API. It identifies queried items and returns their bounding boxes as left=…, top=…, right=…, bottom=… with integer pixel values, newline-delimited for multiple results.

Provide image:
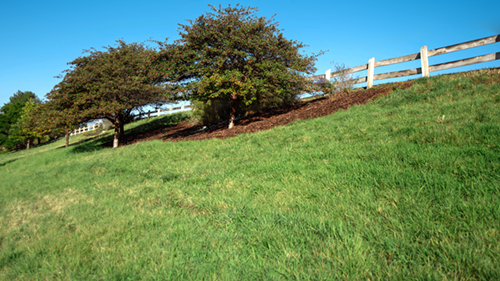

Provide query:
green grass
left=1, top=69, right=500, bottom=280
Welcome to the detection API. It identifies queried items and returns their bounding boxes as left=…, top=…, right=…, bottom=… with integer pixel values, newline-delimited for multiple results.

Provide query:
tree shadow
left=126, top=113, right=190, bottom=136
left=70, top=133, right=114, bottom=153
left=0, top=158, right=17, bottom=167
left=72, top=113, right=190, bottom=153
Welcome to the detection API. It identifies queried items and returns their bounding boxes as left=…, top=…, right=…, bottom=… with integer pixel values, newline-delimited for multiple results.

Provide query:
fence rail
left=132, top=104, right=192, bottom=120
left=71, top=122, right=103, bottom=136
left=313, top=34, right=500, bottom=88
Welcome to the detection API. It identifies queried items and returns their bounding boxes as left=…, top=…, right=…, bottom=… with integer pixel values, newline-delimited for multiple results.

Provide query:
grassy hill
left=1, top=69, right=499, bottom=280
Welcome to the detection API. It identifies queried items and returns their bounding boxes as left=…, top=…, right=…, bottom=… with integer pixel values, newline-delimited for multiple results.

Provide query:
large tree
left=158, top=4, right=318, bottom=128
left=52, top=40, right=169, bottom=148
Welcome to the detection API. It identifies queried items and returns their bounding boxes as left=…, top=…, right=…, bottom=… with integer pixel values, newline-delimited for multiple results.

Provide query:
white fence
left=70, top=104, right=192, bottom=136
left=132, top=104, right=192, bottom=120
left=71, top=122, right=103, bottom=136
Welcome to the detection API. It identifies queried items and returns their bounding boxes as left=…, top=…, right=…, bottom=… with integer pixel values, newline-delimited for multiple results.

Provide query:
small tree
left=0, top=91, right=41, bottom=150
left=9, top=99, right=42, bottom=149
left=330, top=61, right=356, bottom=93
left=7, top=90, right=41, bottom=105
left=159, top=4, right=318, bottom=128
left=52, top=40, right=169, bottom=148
left=34, top=99, right=82, bottom=148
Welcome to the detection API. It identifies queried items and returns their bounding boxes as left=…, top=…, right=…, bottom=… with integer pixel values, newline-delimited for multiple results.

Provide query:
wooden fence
left=311, top=34, right=500, bottom=88
left=132, top=104, right=192, bottom=120
left=71, top=104, right=192, bottom=136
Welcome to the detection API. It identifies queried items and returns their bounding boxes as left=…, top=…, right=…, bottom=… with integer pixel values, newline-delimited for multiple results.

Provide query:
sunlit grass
left=1, top=69, right=499, bottom=279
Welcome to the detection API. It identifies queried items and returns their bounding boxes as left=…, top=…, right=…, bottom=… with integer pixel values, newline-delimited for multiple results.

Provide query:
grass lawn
left=1, top=69, right=499, bottom=280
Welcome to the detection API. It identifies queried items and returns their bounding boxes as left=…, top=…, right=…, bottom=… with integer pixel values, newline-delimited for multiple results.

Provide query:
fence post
left=158, top=108, right=161, bottom=117
left=148, top=111, right=151, bottom=118
left=181, top=104, right=184, bottom=112
left=420, top=46, right=429, bottom=77
left=169, top=106, right=173, bottom=114
left=367, top=57, right=375, bottom=89
left=325, top=69, right=331, bottom=82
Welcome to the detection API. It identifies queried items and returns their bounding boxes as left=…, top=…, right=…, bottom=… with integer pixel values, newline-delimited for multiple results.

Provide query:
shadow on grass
left=0, top=158, right=17, bottom=167
left=69, top=134, right=114, bottom=154
left=71, top=113, right=190, bottom=153
left=126, top=113, right=190, bottom=136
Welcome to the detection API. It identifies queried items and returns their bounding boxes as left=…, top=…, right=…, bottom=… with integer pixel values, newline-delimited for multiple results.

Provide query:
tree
left=44, top=83, right=93, bottom=148
left=31, top=99, right=79, bottom=148
left=9, top=98, right=42, bottom=149
left=52, top=40, right=169, bottom=148
left=329, top=61, right=356, bottom=93
left=0, top=91, right=41, bottom=149
left=158, top=4, right=318, bottom=128
left=0, top=103, right=23, bottom=148
left=7, top=90, right=41, bottom=105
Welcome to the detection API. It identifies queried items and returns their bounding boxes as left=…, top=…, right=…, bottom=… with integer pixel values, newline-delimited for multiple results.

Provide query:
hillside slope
left=1, top=69, right=499, bottom=280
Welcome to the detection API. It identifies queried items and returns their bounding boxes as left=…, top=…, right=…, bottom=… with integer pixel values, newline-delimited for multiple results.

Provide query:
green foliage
left=0, top=91, right=41, bottom=150
left=191, top=99, right=239, bottom=126
left=5, top=90, right=41, bottom=106
left=314, top=78, right=335, bottom=96
left=8, top=99, right=42, bottom=149
left=47, top=40, right=169, bottom=147
left=0, top=103, right=23, bottom=148
left=159, top=4, right=318, bottom=126
left=1, top=69, right=499, bottom=279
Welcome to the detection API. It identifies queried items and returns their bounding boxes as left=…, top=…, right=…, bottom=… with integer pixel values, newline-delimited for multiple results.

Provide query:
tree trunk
left=26, top=139, right=30, bottom=150
left=120, top=121, right=125, bottom=143
left=228, top=94, right=237, bottom=129
left=113, top=119, right=121, bottom=148
left=65, top=130, right=70, bottom=148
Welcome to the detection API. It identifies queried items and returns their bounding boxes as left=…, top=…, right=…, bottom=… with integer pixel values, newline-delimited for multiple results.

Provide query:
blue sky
left=1, top=0, right=499, bottom=107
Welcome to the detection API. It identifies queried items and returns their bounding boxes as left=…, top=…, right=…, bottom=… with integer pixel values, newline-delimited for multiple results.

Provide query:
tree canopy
left=8, top=98, right=42, bottom=149
left=6, top=90, right=41, bottom=105
left=0, top=91, right=41, bottom=149
left=158, top=4, right=318, bottom=128
left=49, top=40, right=169, bottom=148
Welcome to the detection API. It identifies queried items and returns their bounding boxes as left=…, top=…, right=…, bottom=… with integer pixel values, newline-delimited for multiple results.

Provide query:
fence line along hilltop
left=311, top=34, right=500, bottom=88
left=72, top=34, right=499, bottom=136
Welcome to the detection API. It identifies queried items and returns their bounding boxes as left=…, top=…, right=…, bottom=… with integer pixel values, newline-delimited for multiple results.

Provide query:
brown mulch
left=106, top=81, right=414, bottom=147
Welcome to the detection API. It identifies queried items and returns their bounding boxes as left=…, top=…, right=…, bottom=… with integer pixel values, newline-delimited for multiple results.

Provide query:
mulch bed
left=105, top=81, right=413, bottom=147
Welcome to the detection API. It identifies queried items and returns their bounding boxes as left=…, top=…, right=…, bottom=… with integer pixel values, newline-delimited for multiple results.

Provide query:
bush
left=314, top=78, right=335, bottom=97
left=192, top=99, right=233, bottom=126
left=101, top=119, right=114, bottom=131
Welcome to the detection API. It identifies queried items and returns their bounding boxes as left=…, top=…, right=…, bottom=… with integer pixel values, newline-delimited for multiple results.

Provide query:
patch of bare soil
left=107, top=81, right=413, bottom=147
